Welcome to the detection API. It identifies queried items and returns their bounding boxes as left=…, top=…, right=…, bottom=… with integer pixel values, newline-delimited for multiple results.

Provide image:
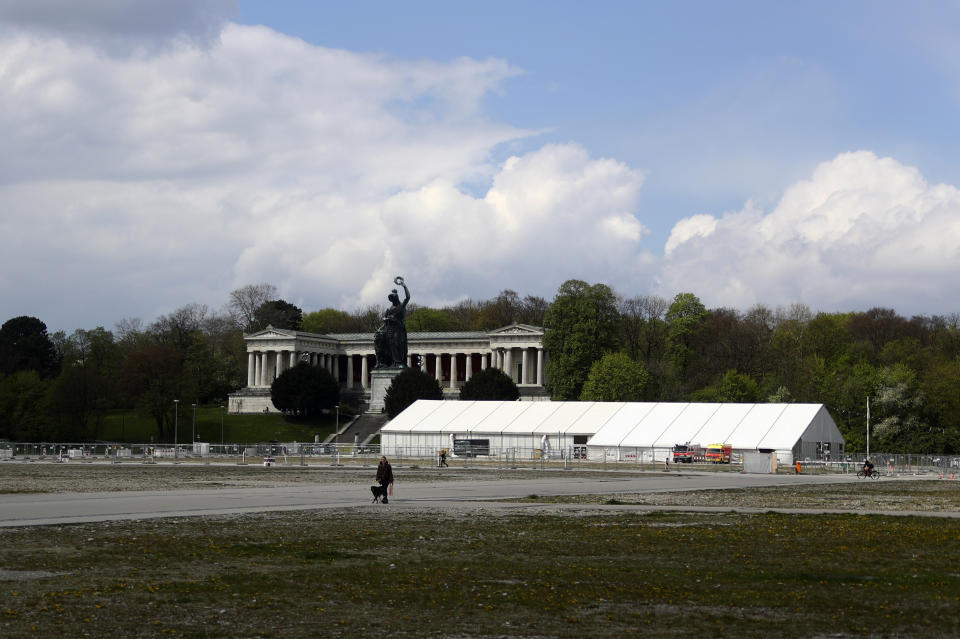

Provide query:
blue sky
left=2, top=0, right=960, bottom=332
left=234, top=0, right=960, bottom=241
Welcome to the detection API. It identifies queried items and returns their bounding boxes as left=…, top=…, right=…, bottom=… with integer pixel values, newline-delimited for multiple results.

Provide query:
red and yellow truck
left=672, top=443, right=705, bottom=463
left=705, top=443, right=732, bottom=463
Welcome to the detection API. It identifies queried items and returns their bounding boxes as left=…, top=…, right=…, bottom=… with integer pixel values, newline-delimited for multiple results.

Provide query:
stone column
left=290, top=351, right=297, bottom=368
left=521, top=348, right=529, bottom=385
left=435, top=354, right=443, bottom=383
left=254, top=352, right=262, bottom=387
left=332, top=355, right=339, bottom=379
left=504, top=348, right=513, bottom=382
left=247, top=352, right=255, bottom=387
left=536, top=348, right=544, bottom=386
left=361, top=355, right=369, bottom=390
left=274, top=350, right=282, bottom=381
left=346, top=355, right=354, bottom=390
left=481, top=353, right=488, bottom=370
left=449, top=353, right=458, bottom=389
left=465, top=353, right=473, bottom=381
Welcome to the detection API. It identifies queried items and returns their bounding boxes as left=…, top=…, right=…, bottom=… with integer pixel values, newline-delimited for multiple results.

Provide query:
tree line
left=0, top=285, right=546, bottom=443
left=2, top=279, right=959, bottom=453
left=543, top=279, right=960, bottom=454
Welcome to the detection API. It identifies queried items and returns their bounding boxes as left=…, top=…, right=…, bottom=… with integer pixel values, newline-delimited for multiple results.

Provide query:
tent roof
left=382, top=400, right=840, bottom=450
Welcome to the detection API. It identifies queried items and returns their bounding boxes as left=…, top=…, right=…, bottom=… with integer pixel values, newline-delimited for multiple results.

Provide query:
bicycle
left=856, top=468, right=881, bottom=479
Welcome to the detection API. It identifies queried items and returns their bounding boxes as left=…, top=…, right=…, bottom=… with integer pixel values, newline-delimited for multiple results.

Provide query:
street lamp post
left=220, top=405, right=225, bottom=448
left=173, top=399, right=179, bottom=460
left=191, top=403, right=197, bottom=447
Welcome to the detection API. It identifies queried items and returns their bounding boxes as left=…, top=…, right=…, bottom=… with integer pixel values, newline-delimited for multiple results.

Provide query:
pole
left=191, top=403, right=197, bottom=446
left=220, top=405, right=224, bottom=448
left=174, top=399, right=179, bottom=460
left=866, top=396, right=870, bottom=462
left=335, top=405, right=340, bottom=465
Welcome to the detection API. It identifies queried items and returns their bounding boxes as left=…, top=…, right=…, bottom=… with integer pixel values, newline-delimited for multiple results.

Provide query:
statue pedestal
left=368, top=369, right=402, bottom=414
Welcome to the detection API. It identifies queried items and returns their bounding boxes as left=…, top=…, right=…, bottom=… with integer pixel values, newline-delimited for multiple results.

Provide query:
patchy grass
left=0, top=508, right=958, bottom=638
left=511, top=480, right=960, bottom=512
left=2, top=465, right=959, bottom=637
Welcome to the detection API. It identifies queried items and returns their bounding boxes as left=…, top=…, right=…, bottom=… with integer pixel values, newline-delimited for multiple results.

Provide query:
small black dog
left=370, top=484, right=388, bottom=503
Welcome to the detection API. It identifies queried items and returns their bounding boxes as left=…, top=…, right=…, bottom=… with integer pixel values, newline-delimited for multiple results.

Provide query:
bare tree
left=620, top=294, right=669, bottom=367
left=151, top=303, right=209, bottom=352
left=228, top=283, right=277, bottom=331
left=520, top=295, right=550, bottom=326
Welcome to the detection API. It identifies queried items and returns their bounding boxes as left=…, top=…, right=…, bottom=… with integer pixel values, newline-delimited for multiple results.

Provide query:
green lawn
left=97, top=407, right=339, bottom=444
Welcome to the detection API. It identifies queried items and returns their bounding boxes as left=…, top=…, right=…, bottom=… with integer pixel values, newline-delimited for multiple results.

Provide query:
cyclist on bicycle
left=863, top=458, right=875, bottom=477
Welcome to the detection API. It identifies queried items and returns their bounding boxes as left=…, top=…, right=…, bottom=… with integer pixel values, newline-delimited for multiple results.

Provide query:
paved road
left=0, top=470, right=891, bottom=528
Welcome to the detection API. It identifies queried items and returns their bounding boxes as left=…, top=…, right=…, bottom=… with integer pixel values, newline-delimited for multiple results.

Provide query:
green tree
left=870, top=363, right=926, bottom=450
left=47, top=358, right=112, bottom=441
left=406, top=306, right=461, bottom=332
left=0, top=316, right=60, bottom=379
left=663, top=293, right=707, bottom=396
left=459, top=368, right=520, bottom=401
left=197, top=313, right=246, bottom=402
left=270, top=362, right=339, bottom=416
left=579, top=352, right=650, bottom=402
left=543, top=280, right=622, bottom=400
left=717, top=369, right=761, bottom=403
left=477, top=290, right=523, bottom=328
left=921, top=359, right=960, bottom=453
left=767, top=303, right=813, bottom=399
left=619, top=295, right=669, bottom=374
left=0, top=370, right=49, bottom=440
left=46, top=327, right=121, bottom=437
left=302, top=308, right=356, bottom=334
left=384, top=368, right=443, bottom=419
left=120, top=345, right=184, bottom=441
left=253, top=300, right=303, bottom=331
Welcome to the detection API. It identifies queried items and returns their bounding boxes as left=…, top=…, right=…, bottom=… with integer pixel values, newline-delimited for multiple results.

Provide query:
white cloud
left=0, top=23, right=656, bottom=330
left=664, top=214, right=718, bottom=255
left=660, top=151, right=960, bottom=314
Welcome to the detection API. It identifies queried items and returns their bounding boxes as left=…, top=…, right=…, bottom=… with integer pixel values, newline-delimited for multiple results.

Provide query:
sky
left=2, top=0, right=960, bottom=333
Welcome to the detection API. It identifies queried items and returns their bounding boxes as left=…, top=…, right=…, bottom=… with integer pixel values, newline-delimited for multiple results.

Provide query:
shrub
left=384, top=368, right=443, bottom=418
left=459, top=367, right=520, bottom=401
left=271, top=362, right=339, bottom=416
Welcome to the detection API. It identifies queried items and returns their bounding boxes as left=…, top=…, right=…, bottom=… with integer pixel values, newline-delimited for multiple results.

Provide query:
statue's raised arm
left=394, top=276, right=410, bottom=309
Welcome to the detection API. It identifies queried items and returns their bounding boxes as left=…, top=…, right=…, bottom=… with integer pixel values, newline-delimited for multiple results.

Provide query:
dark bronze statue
left=374, top=276, right=410, bottom=368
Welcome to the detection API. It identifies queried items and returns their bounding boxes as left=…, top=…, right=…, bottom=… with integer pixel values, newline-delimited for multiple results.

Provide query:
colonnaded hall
left=228, top=323, right=548, bottom=413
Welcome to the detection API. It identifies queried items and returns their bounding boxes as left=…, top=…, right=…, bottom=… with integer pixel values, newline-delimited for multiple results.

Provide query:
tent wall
left=381, top=400, right=844, bottom=464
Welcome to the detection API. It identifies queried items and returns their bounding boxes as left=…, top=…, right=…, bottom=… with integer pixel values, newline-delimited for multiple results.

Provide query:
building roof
left=328, top=331, right=491, bottom=341
left=382, top=400, right=842, bottom=450
left=245, top=324, right=541, bottom=342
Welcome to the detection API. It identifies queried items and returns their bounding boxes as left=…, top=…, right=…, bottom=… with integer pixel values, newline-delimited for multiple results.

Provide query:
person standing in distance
left=376, top=456, right=394, bottom=504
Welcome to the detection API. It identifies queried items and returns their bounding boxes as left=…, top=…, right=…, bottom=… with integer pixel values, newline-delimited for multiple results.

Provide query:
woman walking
left=376, top=456, right=394, bottom=504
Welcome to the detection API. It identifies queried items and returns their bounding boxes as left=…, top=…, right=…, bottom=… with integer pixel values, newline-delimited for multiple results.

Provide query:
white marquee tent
left=379, top=400, right=845, bottom=465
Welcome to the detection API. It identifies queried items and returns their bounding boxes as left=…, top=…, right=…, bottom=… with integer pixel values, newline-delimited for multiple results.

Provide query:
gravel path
left=2, top=459, right=958, bottom=515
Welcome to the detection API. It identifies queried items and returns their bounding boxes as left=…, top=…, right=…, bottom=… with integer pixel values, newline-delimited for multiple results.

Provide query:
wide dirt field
left=1, top=462, right=958, bottom=638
